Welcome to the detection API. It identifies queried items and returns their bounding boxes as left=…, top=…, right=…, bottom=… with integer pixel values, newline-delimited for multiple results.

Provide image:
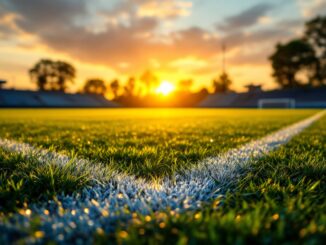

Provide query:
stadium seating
left=198, top=87, right=326, bottom=108
left=0, top=90, right=119, bottom=107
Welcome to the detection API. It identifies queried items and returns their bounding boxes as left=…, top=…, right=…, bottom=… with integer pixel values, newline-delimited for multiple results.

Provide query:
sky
left=0, top=0, right=326, bottom=93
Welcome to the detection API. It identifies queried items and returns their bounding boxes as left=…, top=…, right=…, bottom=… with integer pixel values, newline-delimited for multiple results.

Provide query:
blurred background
left=0, top=0, right=325, bottom=108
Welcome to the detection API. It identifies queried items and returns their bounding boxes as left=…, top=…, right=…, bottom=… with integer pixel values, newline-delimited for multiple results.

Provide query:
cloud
left=0, top=0, right=217, bottom=72
left=276, top=19, right=304, bottom=29
left=0, top=13, right=17, bottom=38
left=3, top=0, right=88, bottom=33
left=217, top=3, right=274, bottom=32
left=169, top=56, right=208, bottom=71
left=296, top=0, right=326, bottom=18
left=0, top=0, right=305, bottom=82
left=222, top=28, right=294, bottom=51
left=137, top=0, right=192, bottom=19
left=220, top=26, right=297, bottom=68
left=39, top=24, right=223, bottom=73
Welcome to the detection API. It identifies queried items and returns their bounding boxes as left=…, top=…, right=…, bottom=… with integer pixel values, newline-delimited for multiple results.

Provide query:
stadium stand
left=0, top=90, right=119, bottom=108
left=198, top=87, right=326, bottom=108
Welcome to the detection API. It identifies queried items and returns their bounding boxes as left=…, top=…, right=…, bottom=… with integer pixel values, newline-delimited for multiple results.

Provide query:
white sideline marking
left=0, top=110, right=324, bottom=243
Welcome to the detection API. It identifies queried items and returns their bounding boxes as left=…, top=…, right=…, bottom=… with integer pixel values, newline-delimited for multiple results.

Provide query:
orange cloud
left=169, top=56, right=208, bottom=72
left=138, top=0, right=192, bottom=18
left=0, top=0, right=308, bottom=92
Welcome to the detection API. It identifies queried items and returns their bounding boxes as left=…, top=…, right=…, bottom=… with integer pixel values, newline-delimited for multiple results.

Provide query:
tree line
left=29, top=58, right=233, bottom=98
left=28, top=15, right=325, bottom=102
left=270, top=16, right=326, bottom=88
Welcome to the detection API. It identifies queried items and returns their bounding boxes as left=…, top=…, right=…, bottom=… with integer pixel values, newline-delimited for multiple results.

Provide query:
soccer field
left=0, top=109, right=317, bottom=178
left=0, top=109, right=325, bottom=244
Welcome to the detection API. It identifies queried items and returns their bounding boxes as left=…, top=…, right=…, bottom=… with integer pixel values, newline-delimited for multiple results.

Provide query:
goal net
left=258, top=98, right=296, bottom=108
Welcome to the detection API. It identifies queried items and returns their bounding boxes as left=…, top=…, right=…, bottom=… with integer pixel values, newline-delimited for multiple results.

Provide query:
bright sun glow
left=155, top=81, right=175, bottom=96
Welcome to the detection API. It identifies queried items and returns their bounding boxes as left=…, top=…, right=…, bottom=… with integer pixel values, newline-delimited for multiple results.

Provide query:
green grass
left=108, top=114, right=326, bottom=244
left=0, top=109, right=324, bottom=244
left=0, top=109, right=317, bottom=179
left=0, top=148, right=91, bottom=212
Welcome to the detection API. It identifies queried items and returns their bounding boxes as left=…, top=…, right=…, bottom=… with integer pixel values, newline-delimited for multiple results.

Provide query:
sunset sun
left=155, top=81, right=175, bottom=96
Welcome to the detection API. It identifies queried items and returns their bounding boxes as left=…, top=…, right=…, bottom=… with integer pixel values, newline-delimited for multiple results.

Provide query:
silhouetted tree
left=29, top=59, right=75, bottom=91
left=212, top=72, right=232, bottom=93
left=29, top=59, right=54, bottom=91
left=305, top=16, right=326, bottom=85
left=84, top=79, right=106, bottom=95
left=110, top=79, right=120, bottom=99
left=269, top=39, right=317, bottom=88
left=140, top=70, right=158, bottom=95
left=199, top=87, right=209, bottom=97
left=55, top=61, right=76, bottom=91
left=124, top=77, right=136, bottom=96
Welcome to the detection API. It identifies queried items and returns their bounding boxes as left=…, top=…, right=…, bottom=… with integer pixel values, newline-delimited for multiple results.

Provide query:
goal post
left=258, top=98, right=296, bottom=109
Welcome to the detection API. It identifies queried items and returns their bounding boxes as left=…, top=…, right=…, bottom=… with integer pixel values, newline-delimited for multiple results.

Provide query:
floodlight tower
left=222, top=43, right=226, bottom=74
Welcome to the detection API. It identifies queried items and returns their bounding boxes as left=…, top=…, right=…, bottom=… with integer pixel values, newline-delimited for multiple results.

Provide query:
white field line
left=0, top=110, right=325, bottom=243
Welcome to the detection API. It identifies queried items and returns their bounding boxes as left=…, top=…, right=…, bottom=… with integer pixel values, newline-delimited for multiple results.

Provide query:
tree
left=110, top=79, right=120, bottom=98
left=124, top=77, right=136, bottom=96
left=305, top=16, right=326, bottom=85
left=269, top=39, right=317, bottom=88
left=140, top=70, right=158, bottom=95
left=29, top=59, right=54, bottom=91
left=198, top=87, right=209, bottom=96
left=212, top=72, right=232, bottom=93
left=55, top=61, right=76, bottom=91
left=84, top=79, right=107, bottom=95
left=29, top=59, right=76, bottom=91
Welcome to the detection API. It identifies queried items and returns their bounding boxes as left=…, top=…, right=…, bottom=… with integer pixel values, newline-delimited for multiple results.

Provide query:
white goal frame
left=258, top=98, right=296, bottom=109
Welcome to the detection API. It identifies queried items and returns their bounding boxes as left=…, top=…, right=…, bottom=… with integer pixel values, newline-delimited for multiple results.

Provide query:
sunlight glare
left=155, top=81, right=175, bottom=96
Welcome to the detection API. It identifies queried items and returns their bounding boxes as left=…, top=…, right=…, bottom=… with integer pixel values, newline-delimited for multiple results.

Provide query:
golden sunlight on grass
left=155, top=81, right=175, bottom=96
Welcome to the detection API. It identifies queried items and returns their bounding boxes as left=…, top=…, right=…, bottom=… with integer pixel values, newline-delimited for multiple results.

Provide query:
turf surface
left=111, top=113, right=326, bottom=244
left=0, top=109, right=324, bottom=244
left=0, top=109, right=317, bottom=179
left=0, top=148, right=91, bottom=212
